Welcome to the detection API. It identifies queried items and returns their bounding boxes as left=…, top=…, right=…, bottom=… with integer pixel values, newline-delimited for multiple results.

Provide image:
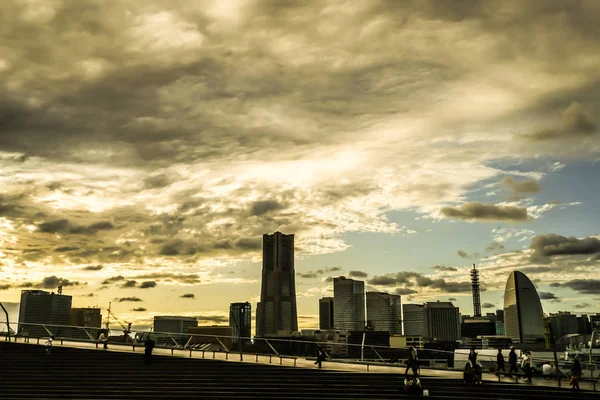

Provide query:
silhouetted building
left=154, top=316, right=198, bottom=334
left=18, top=290, right=72, bottom=337
left=229, top=302, right=251, bottom=344
left=319, top=297, right=334, bottom=330
left=503, top=271, right=545, bottom=345
left=348, top=330, right=390, bottom=359
left=333, top=277, right=365, bottom=332
left=403, top=304, right=425, bottom=336
left=366, top=292, right=401, bottom=334
left=461, top=317, right=496, bottom=338
left=189, top=326, right=233, bottom=349
left=590, top=314, right=600, bottom=328
left=256, top=232, right=298, bottom=336
left=549, top=312, right=579, bottom=340
left=66, top=307, right=102, bottom=340
left=423, top=301, right=460, bottom=342
left=578, top=315, right=592, bottom=335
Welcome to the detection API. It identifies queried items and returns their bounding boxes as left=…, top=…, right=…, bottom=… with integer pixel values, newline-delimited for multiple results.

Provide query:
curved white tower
left=503, top=271, right=545, bottom=344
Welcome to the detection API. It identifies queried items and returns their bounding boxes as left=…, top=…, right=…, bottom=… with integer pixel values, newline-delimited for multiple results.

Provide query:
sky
left=1, top=0, right=600, bottom=332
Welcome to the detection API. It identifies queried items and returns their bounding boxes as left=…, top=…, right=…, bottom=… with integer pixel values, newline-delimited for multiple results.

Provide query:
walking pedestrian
left=144, top=335, right=155, bottom=364
left=521, top=351, right=533, bottom=383
left=45, top=337, right=53, bottom=355
left=404, top=346, right=419, bottom=377
left=570, top=359, right=582, bottom=391
left=314, top=347, right=326, bottom=369
left=508, top=346, right=518, bottom=377
left=497, top=348, right=506, bottom=373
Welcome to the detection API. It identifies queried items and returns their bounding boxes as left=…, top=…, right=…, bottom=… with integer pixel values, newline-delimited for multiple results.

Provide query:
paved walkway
left=10, top=338, right=598, bottom=392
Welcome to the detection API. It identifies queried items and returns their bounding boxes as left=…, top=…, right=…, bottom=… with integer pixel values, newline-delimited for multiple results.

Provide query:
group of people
left=495, top=346, right=532, bottom=382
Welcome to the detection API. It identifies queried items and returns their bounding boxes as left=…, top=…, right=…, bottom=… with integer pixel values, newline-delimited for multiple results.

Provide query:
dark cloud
left=139, top=281, right=157, bottom=289
left=560, top=279, right=600, bottom=295
left=441, top=202, right=529, bottom=222
left=121, top=280, right=138, bottom=288
left=539, top=292, right=559, bottom=300
left=432, top=265, right=457, bottom=272
left=348, top=270, right=368, bottom=278
left=369, top=271, right=473, bottom=293
left=518, top=266, right=552, bottom=274
left=180, top=293, right=195, bottom=299
left=132, top=307, right=147, bottom=312
left=394, top=288, right=417, bottom=295
left=54, top=246, right=79, bottom=252
left=249, top=200, right=285, bottom=216
left=457, top=250, right=468, bottom=258
left=528, top=102, right=597, bottom=141
left=197, top=315, right=227, bottom=324
left=82, top=265, right=103, bottom=271
left=299, top=266, right=342, bottom=279
left=530, top=233, right=600, bottom=262
left=19, top=276, right=84, bottom=290
left=0, top=284, right=11, bottom=290
left=133, top=273, right=201, bottom=285
left=482, top=302, right=495, bottom=308
left=38, top=219, right=114, bottom=235
left=117, top=297, right=143, bottom=302
left=143, top=173, right=173, bottom=189
left=102, top=275, right=125, bottom=285
left=324, top=276, right=334, bottom=283
left=500, top=177, right=542, bottom=196
left=485, top=242, right=506, bottom=252
left=448, top=297, right=457, bottom=301
left=574, top=303, right=591, bottom=309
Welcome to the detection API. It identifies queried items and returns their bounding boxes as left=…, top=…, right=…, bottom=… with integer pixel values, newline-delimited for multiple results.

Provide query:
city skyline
left=1, top=1, right=600, bottom=330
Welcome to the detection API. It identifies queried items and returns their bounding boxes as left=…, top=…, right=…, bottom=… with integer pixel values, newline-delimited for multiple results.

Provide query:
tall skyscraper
left=471, top=264, right=482, bottom=317
left=319, top=297, right=334, bottom=330
left=503, top=271, right=545, bottom=344
left=548, top=312, right=579, bottom=340
left=229, top=302, right=252, bottom=344
left=18, top=290, right=72, bottom=337
left=256, top=232, right=298, bottom=336
left=423, top=301, right=461, bottom=342
left=333, top=276, right=365, bottom=332
left=403, top=304, right=425, bottom=336
left=366, top=291, right=402, bottom=334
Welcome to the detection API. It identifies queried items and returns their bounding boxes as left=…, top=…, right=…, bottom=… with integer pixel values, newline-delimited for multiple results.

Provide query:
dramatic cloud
left=117, top=297, right=143, bottom=302
left=441, top=202, right=529, bottom=222
left=120, top=280, right=138, bottom=288
left=394, top=288, right=417, bottom=295
left=82, top=265, right=103, bottom=271
left=180, top=293, right=195, bottom=299
left=432, top=265, right=457, bottom=272
left=528, top=102, right=597, bottom=141
left=102, top=276, right=126, bottom=285
left=299, top=267, right=342, bottom=279
left=19, top=276, right=84, bottom=290
left=139, top=281, right=157, bottom=289
left=560, top=279, right=600, bottom=295
left=38, top=219, right=114, bottom=235
left=369, top=271, right=474, bottom=293
left=500, top=177, right=542, bottom=196
left=530, top=234, right=600, bottom=262
left=348, top=270, right=368, bottom=278
left=539, top=292, right=559, bottom=301
left=482, top=303, right=495, bottom=309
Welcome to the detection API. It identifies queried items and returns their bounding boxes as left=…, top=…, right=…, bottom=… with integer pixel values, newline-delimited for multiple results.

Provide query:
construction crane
left=105, top=302, right=136, bottom=344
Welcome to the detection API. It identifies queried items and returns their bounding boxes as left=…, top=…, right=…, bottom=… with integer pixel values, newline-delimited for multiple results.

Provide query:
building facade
left=333, top=277, right=365, bottom=332
left=423, top=301, right=461, bottom=342
left=18, top=290, right=72, bottom=337
left=366, top=291, right=402, bottom=334
left=256, top=232, right=298, bottom=336
left=503, top=271, right=545, bottom=345
left=402, top=304, right=425, bottom=336
left=319, top=297, right=334, bottom=330
left=548, top=312, right=579, bottom=341
left=153, top=316, right=198, bottom=334
left=229, top=302, right=251, bottom=344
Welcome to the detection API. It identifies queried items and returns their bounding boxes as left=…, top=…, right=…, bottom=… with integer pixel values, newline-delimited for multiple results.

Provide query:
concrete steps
left=1, top=342, right=597, bottom=399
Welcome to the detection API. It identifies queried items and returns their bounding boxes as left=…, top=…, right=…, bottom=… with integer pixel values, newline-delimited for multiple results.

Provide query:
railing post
left=189, top=349, right=192, bottom=357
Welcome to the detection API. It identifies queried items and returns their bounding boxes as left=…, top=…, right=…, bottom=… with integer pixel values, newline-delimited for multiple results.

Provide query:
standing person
left=98, top=331, right=108, bottom=350
left=508, top=347, right=518, bottom=378
left=314, top=347, right=326, bottom=369
left=45, top=337, right=53, bottom=355
left=144, top=335, right=155, bottom=364
left=405, top=346, right=419, bottom=377
left=497, top=348, right=506, bottom=373
left=570, top=359, right=582, bottom=391
left=521, top=351, right=533, bottom=383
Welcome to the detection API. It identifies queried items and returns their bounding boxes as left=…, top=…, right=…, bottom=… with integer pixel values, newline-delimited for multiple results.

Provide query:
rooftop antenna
left=57, top=285, right=63, bottom=295
left=471, top=263, right=481, bottom=317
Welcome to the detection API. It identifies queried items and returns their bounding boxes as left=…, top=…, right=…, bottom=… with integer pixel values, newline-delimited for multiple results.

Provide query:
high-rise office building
left=70, top=307, right=102, bottom=328
left=153, top=316, right=198, bottom=334
left=461, top=317, right=496, bottom=338
left=18, top=290, right=72, bottom=337
left=577, top=315, right=592, bottom=335
left=503, top=271, right=545, bottom=344
left=256, top=232, right=298, bottom=336
left=423, top=301, right=461, bottom=342
left=319, top=297, right=334, bottom=330
left=548, top=312, right=579, bottom=339
left=229, top=302, right=252, bottom=344
left=333, top=277, right=365, bottom=332
left=403, top=304, right=425, bottom=336
left=366, top=292, right=402, bottom=334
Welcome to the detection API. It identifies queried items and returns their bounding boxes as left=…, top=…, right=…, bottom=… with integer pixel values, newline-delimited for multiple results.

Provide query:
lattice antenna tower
left=471, top=263, right=482, bottom=317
